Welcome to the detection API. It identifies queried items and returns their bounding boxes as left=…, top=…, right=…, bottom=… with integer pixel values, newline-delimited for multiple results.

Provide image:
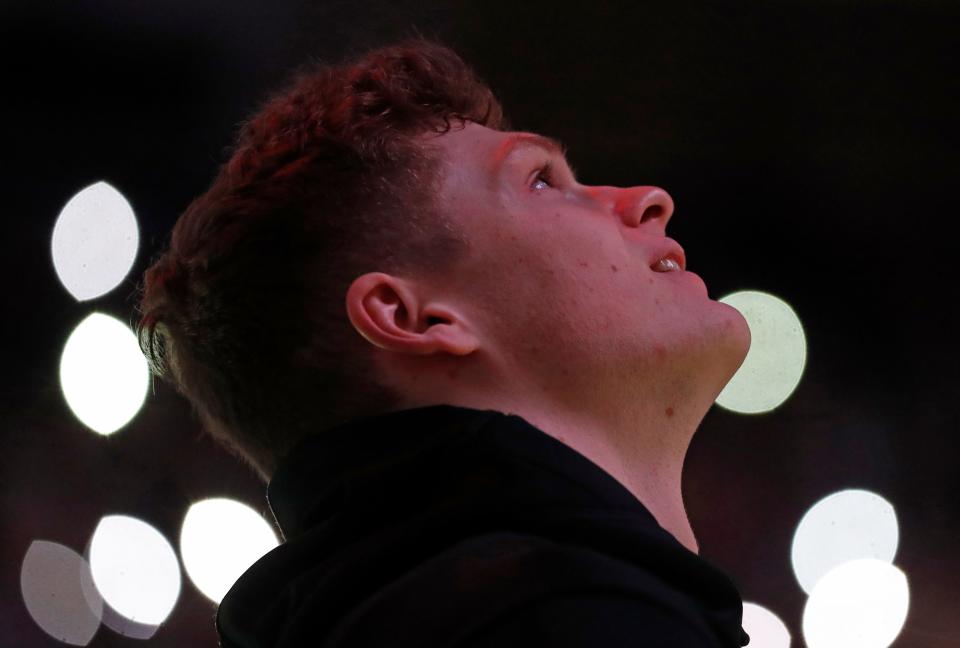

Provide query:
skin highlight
left=345, top=121, right=751, bottom=555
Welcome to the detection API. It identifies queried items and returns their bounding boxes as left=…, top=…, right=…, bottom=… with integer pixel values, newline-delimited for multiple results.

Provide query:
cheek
left=565, top=234, right=636, bottom=292
left=482, top=218, right=632, bottom=311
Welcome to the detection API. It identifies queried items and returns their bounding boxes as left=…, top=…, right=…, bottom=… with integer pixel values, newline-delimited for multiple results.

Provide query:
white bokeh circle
left=742, top=602, right=791, bottom=648
left=88, top=515, right=181, bottom=625
left=51, top=180, right=139, bottom=301
left=20, top=540, right=103, bottom=646
left=802, top=558, right=909, bottom=648
left=180, top=498, right=280, bottom=603
left=59, top=312, right=149, bottom=435
left=715, top=289, right=807, bottom=414
left=791, top=488, right=899, bottom=594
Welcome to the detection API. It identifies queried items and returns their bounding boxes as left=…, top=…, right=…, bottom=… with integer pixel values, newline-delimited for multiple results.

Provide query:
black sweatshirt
left=216, top=404, right=751, bottom=647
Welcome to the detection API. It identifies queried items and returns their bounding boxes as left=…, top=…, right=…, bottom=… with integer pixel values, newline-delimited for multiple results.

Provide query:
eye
left=529, top=162, right=557, bottom=192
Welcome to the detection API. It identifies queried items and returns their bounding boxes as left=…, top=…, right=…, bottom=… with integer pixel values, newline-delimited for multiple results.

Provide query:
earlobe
left=345, top=272, right=479, bottom=357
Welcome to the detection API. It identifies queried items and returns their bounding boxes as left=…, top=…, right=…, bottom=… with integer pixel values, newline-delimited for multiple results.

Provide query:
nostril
left=640, top=205, right=664, bottom=223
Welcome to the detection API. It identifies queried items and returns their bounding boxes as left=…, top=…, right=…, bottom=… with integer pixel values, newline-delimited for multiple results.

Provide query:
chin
left=697, top=319, right=751, bottom=406
left=720, top=304, right=752, bottom=370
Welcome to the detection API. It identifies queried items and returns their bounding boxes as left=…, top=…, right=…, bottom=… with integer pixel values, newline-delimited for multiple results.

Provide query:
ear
left=345, top=272, right=479, bottom=357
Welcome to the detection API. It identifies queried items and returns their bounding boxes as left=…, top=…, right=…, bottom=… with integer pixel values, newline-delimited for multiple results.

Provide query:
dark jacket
left=216, top=404, right=751, bottom=647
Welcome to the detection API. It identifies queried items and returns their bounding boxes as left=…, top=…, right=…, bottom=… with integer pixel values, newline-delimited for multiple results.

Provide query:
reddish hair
left=135, top=37, right=510, bottom=481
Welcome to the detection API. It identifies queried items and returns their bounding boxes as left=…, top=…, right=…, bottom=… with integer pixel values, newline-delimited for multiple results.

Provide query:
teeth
left=654, top=257, right=681, bottom=272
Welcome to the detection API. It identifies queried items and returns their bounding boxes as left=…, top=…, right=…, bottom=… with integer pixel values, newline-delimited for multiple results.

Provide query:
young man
left=138, top=37, right=751, bottom=647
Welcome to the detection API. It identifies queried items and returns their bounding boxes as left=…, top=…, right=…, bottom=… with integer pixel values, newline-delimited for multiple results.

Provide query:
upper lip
left=648, top=238, right=686, bottom=271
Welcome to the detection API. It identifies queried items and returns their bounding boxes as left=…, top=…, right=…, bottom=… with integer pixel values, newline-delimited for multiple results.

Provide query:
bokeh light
left=791, top=488, right=899, bottom=594
left=180, top=498, right=280, bottom=603
left=88, top=515, right=181, bottom=626
left=59, top=312, right=149, bottom=435
left=715, top=289, right=807, bottom=414
left=742, top=602, right=791, bottom=648
left=802, top=558, right=909, bottom=648
left=51, top=180, right=139, bottom=301
left=20, top=540, right=103, bottom=646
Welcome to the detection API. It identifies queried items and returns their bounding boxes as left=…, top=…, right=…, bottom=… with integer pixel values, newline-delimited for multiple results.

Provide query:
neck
left=498, top=398, right=703, bottom=555
left=377, top=349, right=731, bottom=557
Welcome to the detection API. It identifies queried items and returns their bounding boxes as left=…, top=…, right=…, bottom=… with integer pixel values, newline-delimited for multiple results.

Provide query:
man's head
left=346, top=122, right=752, bottom=462
left=138, top=37, right=750, bottom=484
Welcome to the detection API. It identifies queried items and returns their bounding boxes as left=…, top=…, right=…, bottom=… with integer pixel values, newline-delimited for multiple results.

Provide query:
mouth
left=649, top=240, right=686, bottom=273
left=651, top=256, right=684, bottom=273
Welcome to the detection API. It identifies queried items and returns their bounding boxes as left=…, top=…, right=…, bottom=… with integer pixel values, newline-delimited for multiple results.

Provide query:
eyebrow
left=490, top=133, right=576, bottom=184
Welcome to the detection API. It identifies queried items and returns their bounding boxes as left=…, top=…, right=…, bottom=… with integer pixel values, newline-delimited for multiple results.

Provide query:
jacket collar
left=266, top=403, right=656, bottom=540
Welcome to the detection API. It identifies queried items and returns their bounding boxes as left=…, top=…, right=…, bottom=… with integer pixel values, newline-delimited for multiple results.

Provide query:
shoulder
left=457, top=591, right=726, bottom=648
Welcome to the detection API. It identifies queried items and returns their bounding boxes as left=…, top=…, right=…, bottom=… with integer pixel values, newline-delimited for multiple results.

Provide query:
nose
left=586, top=185, right=675, bottom=231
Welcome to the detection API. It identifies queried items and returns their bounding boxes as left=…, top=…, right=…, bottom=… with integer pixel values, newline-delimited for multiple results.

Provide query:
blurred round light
left=88, top=515, right=181, bottom=625
left=180, top=498, right=280, bottom=603
left=59, top=312, right=149, bottom=435
left=742, top=601, right=791, bottom=648
left=21, top=540, right=103, bottom=646
left=791, top=488, right=898, bottom=594
left=803, top=558, right=909, bottom=648
left=715, top=289, right=807, bottom=414
left=51, top=180, right=139, bottom=301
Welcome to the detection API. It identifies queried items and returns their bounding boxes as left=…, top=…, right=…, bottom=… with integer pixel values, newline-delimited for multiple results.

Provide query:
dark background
left=2, top=1, right=957, bottom=646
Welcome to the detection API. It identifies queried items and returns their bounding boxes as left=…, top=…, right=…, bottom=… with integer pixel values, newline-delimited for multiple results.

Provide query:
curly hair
left=134, top=37, right=510, bottom=481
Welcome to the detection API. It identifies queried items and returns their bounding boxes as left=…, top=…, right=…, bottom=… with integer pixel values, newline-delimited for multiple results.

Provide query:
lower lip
left=656, top=268, right=708, bottom=291
left=654, top=268, right=694, bottom=277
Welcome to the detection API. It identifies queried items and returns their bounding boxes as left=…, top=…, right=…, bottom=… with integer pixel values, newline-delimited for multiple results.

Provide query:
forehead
left=420, top=122, right=512, bottom=161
